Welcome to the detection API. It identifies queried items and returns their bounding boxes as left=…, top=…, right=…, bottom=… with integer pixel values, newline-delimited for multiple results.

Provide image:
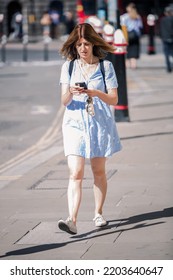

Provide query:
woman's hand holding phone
left=70, top=82, right=87, bottom=95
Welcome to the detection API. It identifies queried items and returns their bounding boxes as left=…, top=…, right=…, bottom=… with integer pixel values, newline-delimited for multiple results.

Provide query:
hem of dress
left=64, top=147, right=122, bottom=159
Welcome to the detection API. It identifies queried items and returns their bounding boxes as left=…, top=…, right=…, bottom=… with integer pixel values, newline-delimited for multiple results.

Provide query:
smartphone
left=75, top=82, right=87, bottom=89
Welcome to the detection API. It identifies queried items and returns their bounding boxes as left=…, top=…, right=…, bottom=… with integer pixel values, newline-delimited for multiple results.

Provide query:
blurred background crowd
left=0, top=0, right=173, bottom=72
left=0, top=0, right=172, bottom=40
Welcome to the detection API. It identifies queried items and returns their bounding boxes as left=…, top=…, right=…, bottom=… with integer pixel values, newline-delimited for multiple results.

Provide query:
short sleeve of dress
left=59, top=60, right=70, bottom=84
left=104, top=60, right=118, bottom=90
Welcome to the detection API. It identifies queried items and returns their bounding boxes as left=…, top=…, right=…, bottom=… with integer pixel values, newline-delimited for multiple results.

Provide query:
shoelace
left=93, top=215, right=104, bottom=222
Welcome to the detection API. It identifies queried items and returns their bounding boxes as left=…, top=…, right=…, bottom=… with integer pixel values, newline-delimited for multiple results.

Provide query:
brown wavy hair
left=60, top=23, right=115, bottom=60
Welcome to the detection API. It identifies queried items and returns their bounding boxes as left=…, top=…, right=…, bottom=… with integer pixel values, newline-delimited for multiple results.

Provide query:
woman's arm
left=61, top=84, right=72, bottom=106
left=61, top=84, right=85, bottom=106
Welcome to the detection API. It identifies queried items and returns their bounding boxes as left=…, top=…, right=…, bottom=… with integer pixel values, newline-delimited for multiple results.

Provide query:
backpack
left=68, top=59, right=107, bottom=93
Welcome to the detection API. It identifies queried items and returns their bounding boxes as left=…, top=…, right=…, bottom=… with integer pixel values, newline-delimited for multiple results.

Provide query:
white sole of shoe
left=95, top=221, right=108, bottom=227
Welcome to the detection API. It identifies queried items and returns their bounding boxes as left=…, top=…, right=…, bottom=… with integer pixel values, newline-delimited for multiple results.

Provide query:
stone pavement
left=0, top=52, right=173, bottom=260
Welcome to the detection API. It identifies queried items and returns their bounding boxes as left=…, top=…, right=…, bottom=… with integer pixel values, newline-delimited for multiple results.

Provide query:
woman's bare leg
left=126, top=59, right=130, bottom=68
left=67, top=155, right=85, bottom=224
left=90, top=157, right=107, bottom=216
left=130, top=58, right=137, bottom=69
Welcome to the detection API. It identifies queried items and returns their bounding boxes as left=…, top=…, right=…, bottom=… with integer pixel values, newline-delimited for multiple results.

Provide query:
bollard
left=93, top=18, right=103, bottom=37
left=43, top=35, right=51, bottom=61
left=86, top=16, right=103, bottom=36
left=103, top=23, right=115, bottom=44
left=22, top=34, right=28, bottom=61
left=103, top=23, right=114, bottom=61
left=147, top=14, right=156, bottom=55
left=112, top=29, right=129, bottom=122
left=1, top=34, right=7, bottom=63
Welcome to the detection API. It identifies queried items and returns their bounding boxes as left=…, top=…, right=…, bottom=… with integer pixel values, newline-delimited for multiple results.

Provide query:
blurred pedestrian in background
left=58, top=23, right=122, bottom=235
left=64, top=11, right=75, bottom=35
left=49, top=9, right=60, bottom=39
left=0, top=14, right=4, bottom=39
left=10, top=12, right=23, bottom=40
left=160, top=6, right=173, bottom=73
left=121, top=2, right=143, bottom=69
left=40, top=11, right=51, bottom=36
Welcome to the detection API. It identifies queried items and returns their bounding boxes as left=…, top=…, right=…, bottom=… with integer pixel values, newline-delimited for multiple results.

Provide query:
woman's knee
left=68, top=155, right=85, bottom=180
left=69, top=168, right=84, bottom=180
left=91, top=164, right=106, bottom=179
left=93, top=169, right=106, bottom=180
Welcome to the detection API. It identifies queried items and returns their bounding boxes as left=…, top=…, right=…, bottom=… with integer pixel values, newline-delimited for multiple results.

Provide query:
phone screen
left=75, top=82, right=87, bottom=89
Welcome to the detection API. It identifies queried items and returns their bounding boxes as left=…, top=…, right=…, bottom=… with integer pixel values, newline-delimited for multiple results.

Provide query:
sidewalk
left=1, top=35, right=162, bottom=65
left=4, top=35, right=162, bottom=51
left=0, top=53, right=173, bottom=260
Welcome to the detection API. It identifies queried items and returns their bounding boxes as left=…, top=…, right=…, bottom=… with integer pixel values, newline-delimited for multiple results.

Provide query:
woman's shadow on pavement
left=0, top=207, right=172, bottom=258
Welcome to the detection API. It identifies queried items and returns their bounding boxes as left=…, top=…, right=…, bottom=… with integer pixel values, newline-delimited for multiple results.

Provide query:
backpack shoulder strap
left=69, top=59, right=75, bottom=77
left=99, top=59, right=107, bottom=93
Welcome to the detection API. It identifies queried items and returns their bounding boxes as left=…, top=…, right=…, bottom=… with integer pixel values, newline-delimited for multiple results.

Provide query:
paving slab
left=82, top=242, right=173, bottom=260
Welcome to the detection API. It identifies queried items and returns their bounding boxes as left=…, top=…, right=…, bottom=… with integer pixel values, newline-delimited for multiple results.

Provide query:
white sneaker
left=93, top=214, right=107, bottom=227
left=58, top=217, right=77, bottom=235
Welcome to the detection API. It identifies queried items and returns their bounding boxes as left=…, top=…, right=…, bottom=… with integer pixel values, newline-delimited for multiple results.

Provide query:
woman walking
left=58, top=23, right=122, bottom=235
left=121, top=3, right=143, bottom=69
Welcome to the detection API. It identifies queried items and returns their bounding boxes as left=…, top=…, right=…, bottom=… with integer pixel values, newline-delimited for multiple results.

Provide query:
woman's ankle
left=69, top=216, right=77, bottom=225
left=95, top=210, right=102, bottom=216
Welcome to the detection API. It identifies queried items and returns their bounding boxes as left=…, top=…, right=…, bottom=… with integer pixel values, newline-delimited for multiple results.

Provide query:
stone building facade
left=0, top=0, right=76, bottom=39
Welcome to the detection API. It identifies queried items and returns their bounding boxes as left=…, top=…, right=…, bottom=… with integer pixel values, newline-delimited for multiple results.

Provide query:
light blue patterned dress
left=60, top=59, right=122, bottom=158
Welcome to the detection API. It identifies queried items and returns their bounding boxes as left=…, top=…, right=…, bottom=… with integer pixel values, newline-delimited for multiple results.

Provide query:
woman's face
left=126, top=7, right=132, bottom=14
left=76, top=38, right=93, bottom=61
